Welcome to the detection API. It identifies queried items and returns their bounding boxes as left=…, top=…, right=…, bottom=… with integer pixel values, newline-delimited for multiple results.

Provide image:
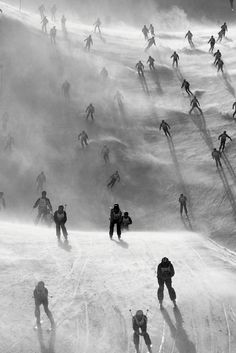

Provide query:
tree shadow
left=37, top=327, right=56, bottom=353
left=161, top=307, right=197, bottom=353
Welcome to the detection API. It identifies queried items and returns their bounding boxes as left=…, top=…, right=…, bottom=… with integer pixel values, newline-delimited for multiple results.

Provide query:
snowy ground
left=1, top=1, right=236, bottom=352
left=1, top=223, right=236, bottom=353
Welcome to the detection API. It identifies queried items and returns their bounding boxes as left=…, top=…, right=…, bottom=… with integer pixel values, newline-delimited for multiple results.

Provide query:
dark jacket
left=121, top=216, right=132, bottom=227
left=54, top=210, right=67, bottom=224
left=132, top=315, right=147, bottom=332
left=33, top=197, right=52, bottom=211
left=34, top=287, right=48, bottom=303
left=157, top=261, right=175, bottom=279
left=110, top=208, right=122, bottom=223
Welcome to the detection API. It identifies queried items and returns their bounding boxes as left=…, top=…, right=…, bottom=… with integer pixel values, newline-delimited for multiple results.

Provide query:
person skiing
left=107, top=171, right=120, bottom=189
left=221, top=22, right=228, bottom=37
left=145, top=36, right=156, bottom=52
left=149, top=24, right=155, bottom=36
left=61, top=15, right=67, bottom=33
left=62, top=80, right=70, bottom=100
left=4, top=134, right=14, bottom=152
left=94, top=18, right=101, bottom=33
left=160, top=120, right=171, bottom=137
left=232, top=101, right=236, bottom=118
left=50, top=4, right=57, bottom=21
left=78, top=130, right=89, bottom=149
left=171, top=51, right=179, bottom=67
left=109, top=203, right=122, bottom=239
left=86, top=103, right=95, bottom=120
left=121, top=211, right=132, bottom=231
left=84, top=35, right=93, bottom=51
left=33, top=191, right=53, bottom=225
left=157, top=257, right=177, bottom=309
left=50, top=26, right=57, bottom=45
left=185, top=30, right=194, bottom=48
left=136, top=61, right=145, bottom=77
left=41, top=16, right=48, bottom=33
left=212, top=148, right=222, bottom=168
left=217, top=30, right=224, bottom=43
left=147, top=56, right=155, bottom=70
left=181, top=79, right=192, bottom=96
left=214, top=50, right=222, bottom=66
left=132, top=310, right=152, bottom=353
left=179, top=194, right=188, bottom=216
left=38, top=4, right=45, bottom=20
left=217, top=59, right=224, bottom=73
left=208, top=35, right=216, bottom=53
left=100, top=67, right=108, bottom=80
left=36, top=172, right=46, bottom=193
left=189, top=96, right=203, bottom=115
left=54, top=205, right=68, bottom=241
left=0, top=192, right=6, bottom=210
left=142, top=25, right=149, bottom=40
left=218, top=131, right=232, bottom=151
left=114, top=90, right=124, bottom=105
left=33, top=281, right=55, bottom=329
left=101, top=145, right=110, bottom=163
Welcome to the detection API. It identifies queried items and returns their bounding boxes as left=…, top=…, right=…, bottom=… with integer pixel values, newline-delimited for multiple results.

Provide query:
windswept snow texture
left=1, top=225, right=236, bottom=352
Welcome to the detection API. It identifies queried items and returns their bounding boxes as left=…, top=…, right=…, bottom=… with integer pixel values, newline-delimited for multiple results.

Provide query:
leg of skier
left=180, top=204, right=183, bottom=216
left=233, top=110, right=236, bottom=118
left=117, top=222, right=121, bottom=239
left=184, top=204, right=188, bottom=216
left=189, top=107, right=194, bottom=115
left=35, top=303, right=41, bottom=325
left=165, top=279, right=177, bottom=306
left=109, top=222, right=114, bottom=239
left=56, top=223, right=61, bottom=240
left=157, top=278, right=165, bottom=308
left=43, top=301, right=55, bottom=327
left=142, top=331, right=152, bottom=352
left=61, top=224, right=68, bottom=240
left=133, top=332, right=140, bottom=353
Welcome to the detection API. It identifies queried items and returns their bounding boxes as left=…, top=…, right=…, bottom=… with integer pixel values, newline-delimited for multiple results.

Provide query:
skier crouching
left=132, top=310, right=152, bottom=353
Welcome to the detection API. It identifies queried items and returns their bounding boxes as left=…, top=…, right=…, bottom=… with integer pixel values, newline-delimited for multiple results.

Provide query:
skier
left=136, top=61, right=145, bottom=77
left=50, top=26, right=57, bottom=45
left=50, top=4, right=57, bottom=21
left=101, top=145, right=110, bottom=164
left=145, top=36, right=156, bottom=52
left=132, top=310, right=152, bottom=353
left=4, top=134, right=14, bottom=152
left=2, top=112, right=9, bottom=131
left=189, top=96, right=203, bottom=115
left=157, top=257, right=177, bottom=309
left=33, top=191, right=53, bottom=225
left=159, top=120, right=171, bottom=137
left=217, top=59, right=224, bottom=73
left=214, top=50, right=222, bottom=65
left=33, top=281, right=55, bottom=329
left=218, top=131, right=232, bottom=151
left=94, top=18, right=101, bottom=33
left=212, top=148, right=222, bottom=168
left=181, top=79, right=192, bottom=96
left=0, top=192, right=6, bottom=210
left=142, top=25, right=149, bottom=40
left=208, top=35, right=216, bottom=53
left=41, top=16, right=49, bottom=33
left=61, top=15, right=67, bottom=33
left=170, top=51, right=179, bottom=67
left=86, top=103, right=95, bottom=120
left=78, top=130, right=89, bottom=149
left=147, top=56, right=155, bottom=70
left=36, top=172, right=46, bottom=193
left=109, top=203, right=122, bottom=239
left=54, top=205, right=68, bottom=241
left=107, top=171, right=120, bottom=189
left=100, top=67, right=108, bottom=80
left=149, top=24, right=155, bottom=36
left=232, top=101, right=236, bottom=118
left=179, top=194, right=188, bottom=216
left=62, top=80, right=70, bottom=100
left=114, top=90, right=124, bottom=105
left=84, top=35, right=93, bottom=52
left=38, top=4, right=45, bottom=20
left=121, top=211, right=132, bottom=231
left=221, top=22, right=228, bottom=37
left=217, top=30, right=224, bottom=42
left=185, top=30, right=194, bottom=48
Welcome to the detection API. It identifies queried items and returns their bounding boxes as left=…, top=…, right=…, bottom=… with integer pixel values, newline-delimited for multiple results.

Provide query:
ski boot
left=147, top=344, right=153, bottom=353
left=134, top=344, right=140, bottom=353
left=159, top=300, right=163, bottom=310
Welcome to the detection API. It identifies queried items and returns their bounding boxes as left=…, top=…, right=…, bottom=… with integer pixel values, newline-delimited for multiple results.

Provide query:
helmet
left=136, top=310, right=143, bottom=318
left=162, top=257, right=169, bottom=263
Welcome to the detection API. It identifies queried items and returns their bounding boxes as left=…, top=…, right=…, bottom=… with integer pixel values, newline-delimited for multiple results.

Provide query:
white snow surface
left=1, top=223, right=236, bottom=352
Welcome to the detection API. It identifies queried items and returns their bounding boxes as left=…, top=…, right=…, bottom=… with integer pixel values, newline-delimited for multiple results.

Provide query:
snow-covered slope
left=1, top=224, right=236, bottom=353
